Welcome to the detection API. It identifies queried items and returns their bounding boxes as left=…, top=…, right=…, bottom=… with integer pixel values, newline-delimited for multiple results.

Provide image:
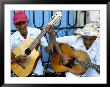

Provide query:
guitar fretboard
left=24, top=11, right=62, bottom=55
left=75, top=58, right=100, bottom=73
left=28, top=28, right=46, bottom=51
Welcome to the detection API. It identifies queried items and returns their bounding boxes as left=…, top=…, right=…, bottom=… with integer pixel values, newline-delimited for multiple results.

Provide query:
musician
left=11, top=11, right=48, bottom=76
left=47, top=22, right=100, bottom=77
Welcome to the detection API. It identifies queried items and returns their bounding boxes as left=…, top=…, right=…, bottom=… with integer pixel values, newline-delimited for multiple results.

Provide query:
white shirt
left=11, top=27, right=48, bottom=75
left=11, top=27, right=48, bottom=49
left=56, top=35, right=100, bottom=77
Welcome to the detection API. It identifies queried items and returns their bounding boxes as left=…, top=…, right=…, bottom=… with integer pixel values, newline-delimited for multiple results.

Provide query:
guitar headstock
left=48, top=11, right=62, bottom=25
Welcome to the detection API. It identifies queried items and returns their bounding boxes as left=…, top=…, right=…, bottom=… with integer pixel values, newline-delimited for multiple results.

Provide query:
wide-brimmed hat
left=13, top=11, right=28, bottom=24
left=74, top=22, right=100, bottom=37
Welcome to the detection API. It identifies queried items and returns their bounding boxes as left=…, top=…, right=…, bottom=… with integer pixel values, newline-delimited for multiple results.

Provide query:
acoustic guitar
left=51, top=43, right=100, bottom=75
left=11, top=11, right=62, bottom=77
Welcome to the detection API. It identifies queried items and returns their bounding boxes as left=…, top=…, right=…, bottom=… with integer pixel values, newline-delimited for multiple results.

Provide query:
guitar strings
left=28, top=22, right=54, bottom=50
left=29, top=29, right=46, bottom=50
left=28, top=14, right=62, bottom=51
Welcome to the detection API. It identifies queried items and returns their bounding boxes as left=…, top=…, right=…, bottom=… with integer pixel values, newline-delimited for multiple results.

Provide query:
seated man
left=11, top=11, right=49, bottom=77
left=47, top=22, right=100, bottom=77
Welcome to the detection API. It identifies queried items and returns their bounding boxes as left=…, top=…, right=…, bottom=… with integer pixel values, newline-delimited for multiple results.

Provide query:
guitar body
left=11, top=39, right=40, bottom=77
left=51, top=43, right=91, bottom=75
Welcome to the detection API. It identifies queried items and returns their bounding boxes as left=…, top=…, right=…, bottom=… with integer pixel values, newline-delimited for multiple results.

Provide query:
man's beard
left=19, top=29, right=27, bottom=36
left=85, top=44, right=92, bottom=50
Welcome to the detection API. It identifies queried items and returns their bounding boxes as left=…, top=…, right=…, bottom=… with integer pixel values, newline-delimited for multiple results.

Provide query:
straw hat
left=74, top=22, right=100, bottom=37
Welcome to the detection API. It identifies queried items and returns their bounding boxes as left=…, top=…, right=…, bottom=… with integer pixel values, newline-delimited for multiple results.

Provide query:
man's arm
left=47, top=26, right=64, bottom=58
left=47, top=26, right=71, bottom=65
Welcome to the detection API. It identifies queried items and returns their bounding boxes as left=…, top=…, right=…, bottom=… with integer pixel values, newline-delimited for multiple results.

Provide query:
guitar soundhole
left=25, top=48, right=31, bottom=55
left=65, top=58, right=76, bottom=68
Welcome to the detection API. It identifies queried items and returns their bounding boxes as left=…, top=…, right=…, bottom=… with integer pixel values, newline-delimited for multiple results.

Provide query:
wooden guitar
left=11, top=11, right=62, bottom=77
left=51, top=43, right=100, bottom=75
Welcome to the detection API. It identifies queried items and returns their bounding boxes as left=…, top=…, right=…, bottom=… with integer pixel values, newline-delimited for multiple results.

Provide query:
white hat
left=74, top=22, right=100, bottom=37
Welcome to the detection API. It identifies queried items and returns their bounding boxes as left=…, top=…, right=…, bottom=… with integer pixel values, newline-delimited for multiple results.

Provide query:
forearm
left=48, top=28, right=64, bottom=58
left=50, top=36, right=64, bottom=59
left=45, top=40, right=54, bottom=53
left=53, top=40, right=64, bottom=58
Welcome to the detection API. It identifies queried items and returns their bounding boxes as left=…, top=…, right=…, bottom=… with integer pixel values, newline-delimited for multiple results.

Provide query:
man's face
left=14, top=21, right=28, bottom=34
left=83, top=36, right=97, bottom=49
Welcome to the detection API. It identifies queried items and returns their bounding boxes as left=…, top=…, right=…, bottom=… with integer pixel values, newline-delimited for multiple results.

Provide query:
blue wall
left=11, top=10, right=75, bottom=63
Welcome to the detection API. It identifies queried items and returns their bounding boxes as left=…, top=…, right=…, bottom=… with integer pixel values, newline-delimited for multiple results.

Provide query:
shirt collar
left=78, top=37, right=99, bottom=51
left=15, top=27, right=29, bottom=40
left=87, top=37, right=99, bottom=51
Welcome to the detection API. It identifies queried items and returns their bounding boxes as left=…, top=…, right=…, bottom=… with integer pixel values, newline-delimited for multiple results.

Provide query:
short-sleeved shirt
left=11, top=27, right=48, bottom=49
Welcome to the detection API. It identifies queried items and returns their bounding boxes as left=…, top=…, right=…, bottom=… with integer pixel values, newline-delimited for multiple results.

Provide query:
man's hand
left=11, top=55, right=27, bottom=69
left=46, top=25, right=55, bottom=38
left=45, top=40, right=54, bottom=53
left=46, top=25, right=54, bottom=32
left=60, top=54, right=71, bottom=65
left=12, top=55, right=27, bottom=63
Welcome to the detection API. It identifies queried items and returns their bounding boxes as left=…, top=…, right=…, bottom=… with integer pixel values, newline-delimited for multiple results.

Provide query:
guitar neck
left=89, top=63, right=100, bottom=73
left=24, top=11, right=62, bottom=55
left=28, top=28, right=47, bottom=51
left=75, top=59, right=100, bottom=73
